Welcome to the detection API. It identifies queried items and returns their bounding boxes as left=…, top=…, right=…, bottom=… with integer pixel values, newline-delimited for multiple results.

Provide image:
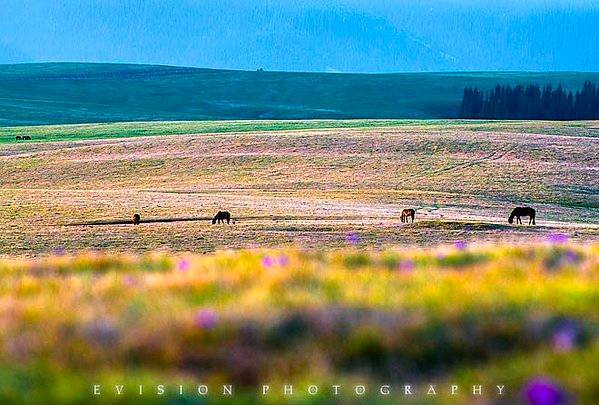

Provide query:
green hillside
left=1, top=63, right=599, bottom=126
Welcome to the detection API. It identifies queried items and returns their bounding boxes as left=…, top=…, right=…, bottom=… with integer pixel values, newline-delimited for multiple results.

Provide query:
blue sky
left=1, top=0, right=598, bottom=72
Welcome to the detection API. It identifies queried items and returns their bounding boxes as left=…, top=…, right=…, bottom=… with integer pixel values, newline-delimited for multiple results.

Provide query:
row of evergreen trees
left=460, top=81, right=599, bottom=120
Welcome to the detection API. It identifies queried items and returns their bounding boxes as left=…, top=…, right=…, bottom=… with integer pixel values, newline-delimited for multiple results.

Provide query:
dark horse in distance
left=132, top=213, right=141, bottom=225
left=401, top=208, right=415, bottom=223
left=212, top=211, right=231, bottom=224
left=508, top=207, right=536, bottom=225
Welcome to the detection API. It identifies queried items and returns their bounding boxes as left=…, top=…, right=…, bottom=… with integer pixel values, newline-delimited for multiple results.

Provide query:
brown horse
left=401, top=208, right=415, bottom=223
left=212, top=211, right=231, bottom=224
left=132, top=213, right=141, bottom=225
left=508, top=207, right=536, bottom=225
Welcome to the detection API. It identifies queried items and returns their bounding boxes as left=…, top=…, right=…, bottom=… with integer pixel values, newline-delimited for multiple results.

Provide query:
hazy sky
left=1, top=0, right=598, bottom=72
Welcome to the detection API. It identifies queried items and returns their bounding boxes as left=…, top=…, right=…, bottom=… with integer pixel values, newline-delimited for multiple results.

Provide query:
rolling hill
left=1, top=63, right=599, bottom=126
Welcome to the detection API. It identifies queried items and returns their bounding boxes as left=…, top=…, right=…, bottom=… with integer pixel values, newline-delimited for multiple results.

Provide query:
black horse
left=401, top=208, right=415, bottom=223
left=212, top=211, right=231, bottom=224
left=508, top=207, right=536, bottom=225
left=133, top=213, right=141, bottom=225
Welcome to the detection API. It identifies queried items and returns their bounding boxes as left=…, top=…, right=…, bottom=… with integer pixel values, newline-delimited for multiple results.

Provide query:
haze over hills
left=1, top=63, right=599, bottom=126
left=1, top=0, right=598, bottom=73
left=2, top=1, right=598, bottom=125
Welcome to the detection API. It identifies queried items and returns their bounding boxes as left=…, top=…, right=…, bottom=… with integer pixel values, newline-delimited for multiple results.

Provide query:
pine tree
left=459, top=82, right=598, bottom=120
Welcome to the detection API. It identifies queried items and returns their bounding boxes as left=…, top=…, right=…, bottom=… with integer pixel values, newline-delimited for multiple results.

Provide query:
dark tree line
left=460, top=82, right=599, bottom=120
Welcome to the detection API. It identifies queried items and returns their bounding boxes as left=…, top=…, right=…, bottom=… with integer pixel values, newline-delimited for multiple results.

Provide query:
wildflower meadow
left=0, top=242, right=596, bottom=403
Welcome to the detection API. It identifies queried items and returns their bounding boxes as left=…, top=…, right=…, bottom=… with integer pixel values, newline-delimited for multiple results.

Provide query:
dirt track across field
left=1, top=123, right=598, bottom=254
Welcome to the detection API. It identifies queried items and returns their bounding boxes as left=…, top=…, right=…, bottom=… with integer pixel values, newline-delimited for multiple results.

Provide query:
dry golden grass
left=0, top=124, right=597, bottom=255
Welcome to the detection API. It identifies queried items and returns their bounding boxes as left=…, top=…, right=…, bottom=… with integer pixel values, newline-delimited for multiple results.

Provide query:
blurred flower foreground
left=0, top=243, right=597, bottom=403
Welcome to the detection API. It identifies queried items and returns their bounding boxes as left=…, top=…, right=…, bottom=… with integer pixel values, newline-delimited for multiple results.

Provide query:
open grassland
left=0, top=120, right=597, bottom=255
left=1, top=118, right=599, bottom=145
left=0, top=244, right=596, bottom=403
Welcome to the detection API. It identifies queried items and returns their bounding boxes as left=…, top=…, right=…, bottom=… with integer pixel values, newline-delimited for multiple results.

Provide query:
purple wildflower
left=177, top=259, right=190, bottom=272
left=277, top=255, right=289, bottom=267
left=262, top=256, right=276, bottom=268
left=547, top=233, right=568, bottom=245
left=523, top=377, right=566, bottom=405
left=123, top=275, right=137, bottom=287
left=194, top=309, right=219, bottom=330
left=552, top=330, right=576, bottom=353
left=52, top=246, right=66, bottom=256
left=454, top=240, right=467, bottom=250
left=346, top=233, right=361, bottom=245
left=551, top=321, right=579, bottom=353
left=563, top=251, right=578, bottom=264
left=398, top=260, right=415, bottom=273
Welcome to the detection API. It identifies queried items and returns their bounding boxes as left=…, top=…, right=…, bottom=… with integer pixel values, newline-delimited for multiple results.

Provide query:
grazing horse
left=133, top=213, right=141, bottom=225
left=15, top=136, right=22, bottom=141
left=508, top=207, right=536, bottom=225
left=212, top=211, right=231, bottom=224
left=23, top=135, right=31, bottom=140
left=401, top=208, right=416, bottom=223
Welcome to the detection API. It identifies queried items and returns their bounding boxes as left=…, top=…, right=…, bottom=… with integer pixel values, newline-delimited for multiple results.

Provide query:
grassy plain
left=0, top=120, right=597, bottom=256
left=2, top=118, right=599, bottom=145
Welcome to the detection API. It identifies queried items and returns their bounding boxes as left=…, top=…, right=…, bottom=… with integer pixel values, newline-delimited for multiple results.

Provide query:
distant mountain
left=0, top=0, right=598, bottom=72
left=1, top=63, right=599, bottom=126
